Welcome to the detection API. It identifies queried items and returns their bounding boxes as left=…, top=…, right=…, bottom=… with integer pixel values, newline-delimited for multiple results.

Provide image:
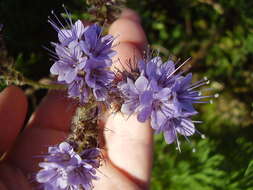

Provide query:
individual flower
left=67, top=76, right=89, bottom=104
left=36, top=142, right=100, bottom=190
left=80, top=24, right=116, bottom=63
left=50, top=44, right=87, bottom=84
left=84, top=59, right=115, bottom=101
left=172, top=73, right=210, bottom=115
left=138, top=56, right=179, bottom=88
left=48, top=11, right=85, bottom=47
left=42, top=142, right=80, bottom=167
left=119, top=74, right=172, bottom=124
left=153, top=109, right=196, bottom=150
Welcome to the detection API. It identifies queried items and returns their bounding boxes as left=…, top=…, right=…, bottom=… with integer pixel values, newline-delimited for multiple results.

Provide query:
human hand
left=0, top=9, right=153, bottom=190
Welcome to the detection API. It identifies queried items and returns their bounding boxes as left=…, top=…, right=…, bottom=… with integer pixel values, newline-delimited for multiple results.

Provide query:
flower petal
left=180, top=73, right=192, bottom=90
left=74, top=20, right=85, bottom=39
left=65, top=69, right=77, bottom=83
left=151, top=110, right=167, bottom=129
left=137, top=106, right=152, bottom=122
left=58, top=29, right=72, bottom=44
left=164, top=127, right=176, bottom=144
left=135, top=75, right=149, bottom=92
left=121, top=101, right=138, bottom=115
left=140, top=90, right=153, bottom=106
left=155, top=88, right=171, bottom=100
left=59, top=142, right=72, bottom=152
left=36, top=169, right=57, bottom=183
left=176, top=118, right=195, bottom=136
left=50, top=62, right=61, bottom=75
left=93, top=88, right=107, bottom=101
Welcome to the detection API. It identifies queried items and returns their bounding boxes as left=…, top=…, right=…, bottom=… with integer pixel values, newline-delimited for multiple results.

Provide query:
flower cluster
left=49, top=11, right=116, bottom=103
left=118, top=56, right=212, bottom=150
left=36, top=142, right=100, bottom=190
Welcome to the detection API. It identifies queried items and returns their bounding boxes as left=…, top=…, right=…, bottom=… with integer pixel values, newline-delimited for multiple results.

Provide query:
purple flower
left=152, top=109, right=196, bottom=150
left=84, top=59, right=115, bottom=101
left=48, top=9, right=85, bottom=47
left=138, top=57, right=178, bottom=88
left=80, top=24, right=116, bottom=63
left=49, top=10, right=116, bottom=103
left=43, top=142, right=80, bottom=167
left=58, top=20, right=84, bottom=47
left=68, top=76, right=89, bottom=104
left=172, top=73, right=211, bottom=115
left=36, top=142, right=100, bottom=190
left=119, top=75, right=171, bottom=124
left=118, top=56, right=211, bottom=148
left=162, top=117, right=195, bottom=145
left=50, top=44, right=87, bottom=84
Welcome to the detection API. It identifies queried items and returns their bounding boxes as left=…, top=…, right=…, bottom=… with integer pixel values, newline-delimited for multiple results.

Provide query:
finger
left=10, top=90, right=76, bottom=172
left=0, top=163, right=33, bottom=190
left=93, top=158, right=142, bottom=190
left=109, top=9, right=147, bottom=71
left=0, top=86, right=27, bottom=154
left=27, top=90, right=77, bottom=132
left=109, top=9, right=147, bottom=51
left=10, top=127, right=67, bottom=173
left=103, top=9, right=153, bottom=187
left=120, top=8, right=141, bottom=23
left=104, top=114, right=153, bottom=188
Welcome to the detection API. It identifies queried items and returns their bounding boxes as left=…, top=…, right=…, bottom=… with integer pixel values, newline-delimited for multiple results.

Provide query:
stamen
left=167, top=57, right=191, bottom=79
left=201, top=134, right=206, bottom=139
left=174, top=127, right=181, bottom=152
left=192, top=120, right=203, bottom=124
left=214, top=93, right=219, bottom=98
left=187, top=81, right=209, bottom=91
left=62, top=4, right=73, bottom=26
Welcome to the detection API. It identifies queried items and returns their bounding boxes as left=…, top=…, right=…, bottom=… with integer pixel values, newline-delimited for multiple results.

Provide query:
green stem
left=0, top=75, right=66, bottom=90
left=23, top=78, right=66, bottom=90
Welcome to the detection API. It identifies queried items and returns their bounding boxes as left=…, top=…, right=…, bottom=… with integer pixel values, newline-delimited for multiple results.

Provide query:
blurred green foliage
left=1, top=0, right=253, bottom=189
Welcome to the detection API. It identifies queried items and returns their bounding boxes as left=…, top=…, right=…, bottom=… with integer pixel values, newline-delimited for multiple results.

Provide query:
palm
left=0, top=9, right=152, bottom=190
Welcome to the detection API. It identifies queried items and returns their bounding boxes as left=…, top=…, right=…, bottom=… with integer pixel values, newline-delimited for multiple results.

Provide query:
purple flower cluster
left=36, top=142, right=100, bottom=190
left=49, top=12, right=116, bottom=103
left=118, top=56, right=211, bottom=150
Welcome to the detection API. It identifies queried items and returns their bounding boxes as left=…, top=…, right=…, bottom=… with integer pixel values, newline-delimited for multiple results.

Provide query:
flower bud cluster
left=36, top=142, right=100, bottom=190
left=49, top=10, right=116, bottom=104
left=116, top=56, right=212, bottom=151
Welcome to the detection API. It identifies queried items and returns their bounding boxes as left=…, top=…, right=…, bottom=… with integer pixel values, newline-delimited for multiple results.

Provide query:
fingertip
left=109, top=18, right=147, bottom=51
left=120, top=8, right=141, bottom=23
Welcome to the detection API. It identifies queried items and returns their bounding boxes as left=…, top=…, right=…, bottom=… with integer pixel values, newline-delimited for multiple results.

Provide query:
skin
left=0, top=9, right=153, bottom=190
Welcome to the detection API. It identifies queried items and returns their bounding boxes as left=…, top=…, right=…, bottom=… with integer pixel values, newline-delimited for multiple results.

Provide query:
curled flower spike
left=36, top=142, right=100, bottom=190
left=48, top=9, right=116, bottom=104
left=118, top=56, right=213, bottom=149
